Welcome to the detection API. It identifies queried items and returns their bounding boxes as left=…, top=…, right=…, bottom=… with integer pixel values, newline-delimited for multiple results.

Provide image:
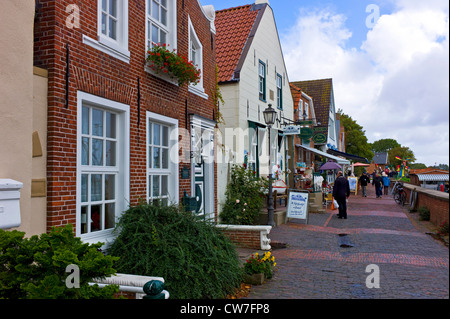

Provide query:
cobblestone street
left=246, top=186, right=449, bottom=299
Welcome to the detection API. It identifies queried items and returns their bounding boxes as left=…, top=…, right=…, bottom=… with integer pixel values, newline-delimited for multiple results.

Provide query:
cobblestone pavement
left=246, top=185, right=449, bottom=299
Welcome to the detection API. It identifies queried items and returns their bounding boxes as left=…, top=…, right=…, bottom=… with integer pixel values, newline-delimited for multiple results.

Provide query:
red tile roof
left=215, top=4, right=260, bottom=83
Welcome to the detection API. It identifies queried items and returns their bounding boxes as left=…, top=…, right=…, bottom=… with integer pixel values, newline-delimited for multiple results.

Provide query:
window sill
left=82, top=35, right=130, bottom=64
left=144, top=66, right=179, bottom=87
left=189, top=85, right=209, bottom=99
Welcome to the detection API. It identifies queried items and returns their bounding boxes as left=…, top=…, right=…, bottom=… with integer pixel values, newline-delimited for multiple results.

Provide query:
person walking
left=382, top=172, right=390, bottom=196
left=373, top=173, right=383, bottom=198
left=333, top=171, right=350, bottom=219
left=359, top=172, right=370, bottom=197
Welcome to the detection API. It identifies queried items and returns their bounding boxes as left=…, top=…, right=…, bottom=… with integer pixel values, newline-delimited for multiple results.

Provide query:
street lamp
left=263, top=104, right=277, bottom=227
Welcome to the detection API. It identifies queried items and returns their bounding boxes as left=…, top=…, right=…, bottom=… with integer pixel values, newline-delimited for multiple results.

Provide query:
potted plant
left=243, top=252, right=277, bottom=285
left=146, top=43, right=201, bottom=87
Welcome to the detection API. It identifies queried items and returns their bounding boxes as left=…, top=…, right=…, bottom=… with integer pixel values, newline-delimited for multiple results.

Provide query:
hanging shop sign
left=283, top=125, right=301, bottom=135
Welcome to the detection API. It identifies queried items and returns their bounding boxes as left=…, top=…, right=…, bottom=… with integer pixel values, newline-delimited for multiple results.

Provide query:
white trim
left=146, top=111, right=179, bottom=205
left=145, top=0, right=177, bottom=50
left=76, top=91, right=130, bottom=245
left=216, top=225, right=272, bottom=250
left=188, top=16, right=206, bottom=97
left=83, top=35, right=131, bottom=63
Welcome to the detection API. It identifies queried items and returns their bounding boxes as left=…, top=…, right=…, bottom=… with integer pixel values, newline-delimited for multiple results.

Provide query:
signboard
left=299, top=127, right=313, bottom=140
left=348, top=177, right=358, bottom=195
left=286, top=191, right=309, bottom=224
left=297, top=120, right=313, bottom=125
left=283, top=125, right=301, bottom=135
left=313, top=133, right=327, bottom=144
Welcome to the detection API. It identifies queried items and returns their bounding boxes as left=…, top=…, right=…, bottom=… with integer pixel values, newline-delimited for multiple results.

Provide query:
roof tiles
left=215, top=5, right=259, bottom=83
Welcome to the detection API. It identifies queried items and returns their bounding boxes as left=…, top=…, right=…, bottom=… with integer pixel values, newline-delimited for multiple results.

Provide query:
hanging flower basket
left=146, top=43, right=201, bottom=87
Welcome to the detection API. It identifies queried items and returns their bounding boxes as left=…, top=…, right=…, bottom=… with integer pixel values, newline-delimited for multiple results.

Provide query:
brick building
left=33, top=0, right=218, bottom=244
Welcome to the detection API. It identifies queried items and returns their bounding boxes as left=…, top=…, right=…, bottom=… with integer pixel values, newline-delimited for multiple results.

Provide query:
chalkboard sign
left=348, top=177, right=358, bottom=195
left=286, top=190, right=309, bottom=224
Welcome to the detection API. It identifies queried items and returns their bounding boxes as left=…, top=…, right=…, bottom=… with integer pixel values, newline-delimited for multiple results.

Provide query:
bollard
left=143, top=280, right=166, bottom=299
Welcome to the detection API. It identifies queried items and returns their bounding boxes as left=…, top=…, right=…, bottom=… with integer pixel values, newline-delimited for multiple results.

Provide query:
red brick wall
left=403, top=185, right=449, bottom=227
left=221, top=229, right=262, bottom=250
left=34, top=0, right=217, bottom=231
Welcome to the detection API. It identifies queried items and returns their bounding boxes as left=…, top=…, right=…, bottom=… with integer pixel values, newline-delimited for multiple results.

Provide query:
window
left=147, top=112, right=179, bottom=206
left=146, top=0, right=176, bottom=49
left=259, top=61, right=266, bottom=101
left=188, top=16, right=207, bottom=98
left=82, top=0, right=130, bottom=63
left=77, top=92, right=129, bottom=242
left=276, top=74, right=283, bottom=110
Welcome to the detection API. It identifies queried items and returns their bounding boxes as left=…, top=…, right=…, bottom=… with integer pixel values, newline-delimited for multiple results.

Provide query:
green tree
left=371, top=138, right=401, bottom=153
left=338, top=112, right=374, bottom=161
left=388, top=146, right=416, bottom=167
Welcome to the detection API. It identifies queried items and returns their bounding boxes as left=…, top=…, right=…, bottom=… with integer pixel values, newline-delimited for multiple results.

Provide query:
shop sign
left=283, top=125, right=301, bottom=135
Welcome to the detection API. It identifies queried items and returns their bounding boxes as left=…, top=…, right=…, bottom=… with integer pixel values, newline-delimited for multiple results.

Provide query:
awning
left=326, top=149, right=369, bottom=163
left=416, top=174, right=449, bottom=182
left=296, top=144, right=350, bottom=165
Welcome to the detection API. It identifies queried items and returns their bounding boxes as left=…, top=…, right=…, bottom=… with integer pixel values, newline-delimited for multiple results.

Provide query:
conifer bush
left=0, top=224, right=119, bottom=299
left=108, top=202, right=242, bottom=299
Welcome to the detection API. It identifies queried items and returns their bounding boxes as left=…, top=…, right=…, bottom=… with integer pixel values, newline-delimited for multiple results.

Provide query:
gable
left=215, top=5, right=261, bottom=83
left=290, top=78, right=333, bottom=129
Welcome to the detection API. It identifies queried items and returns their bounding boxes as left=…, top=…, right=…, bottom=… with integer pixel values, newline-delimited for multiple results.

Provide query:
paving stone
left=245, top=186, right=449, bottom=299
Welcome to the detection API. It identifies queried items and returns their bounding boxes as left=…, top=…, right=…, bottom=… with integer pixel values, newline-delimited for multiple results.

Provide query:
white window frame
left=76, top=91, right=130, bottom=245
left=188, top=16, right=208, bottom=99
left=147, top=112, right=179, bottom=206
left=145, top=0, right=177, bottom=50
left=82, top=0, right=130, bottom=63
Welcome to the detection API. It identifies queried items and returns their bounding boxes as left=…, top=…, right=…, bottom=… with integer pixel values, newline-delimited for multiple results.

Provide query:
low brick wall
left=217, top=225, right=272, bottom=251
left=402, top=183, right=449, bottom=226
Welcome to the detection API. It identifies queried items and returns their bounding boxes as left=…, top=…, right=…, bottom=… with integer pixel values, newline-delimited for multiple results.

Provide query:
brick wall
left=221, top=229, right=262, bottom=250
left=34, top=0, right=217, bottom=232
left=403, top=184, right=449, bottom=227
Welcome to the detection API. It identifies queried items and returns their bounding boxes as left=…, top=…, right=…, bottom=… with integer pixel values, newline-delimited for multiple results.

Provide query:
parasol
left=319, top=162, right=342, bottom=170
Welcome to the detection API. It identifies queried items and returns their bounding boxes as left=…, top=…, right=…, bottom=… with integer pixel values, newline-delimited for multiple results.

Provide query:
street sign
left=283, top=125, right=301, bottom=135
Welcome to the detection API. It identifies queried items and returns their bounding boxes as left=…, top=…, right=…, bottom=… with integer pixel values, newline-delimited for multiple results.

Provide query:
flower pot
left=243, top=273, right=265, bottom=285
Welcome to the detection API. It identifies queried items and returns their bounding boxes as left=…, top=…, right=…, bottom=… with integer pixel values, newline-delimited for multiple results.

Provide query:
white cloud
left=282, top=3, right=449, bottom=166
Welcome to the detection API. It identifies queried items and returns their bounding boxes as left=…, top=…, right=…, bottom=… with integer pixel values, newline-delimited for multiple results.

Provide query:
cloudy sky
left=206, top=0, right=449, bottom=166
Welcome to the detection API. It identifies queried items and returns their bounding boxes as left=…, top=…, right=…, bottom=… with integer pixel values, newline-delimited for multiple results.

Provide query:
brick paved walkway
left=246, top=185, right=449, bottom=299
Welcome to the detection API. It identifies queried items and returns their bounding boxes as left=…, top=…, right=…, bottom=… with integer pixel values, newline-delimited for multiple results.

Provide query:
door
left=190, top=116, right=215, bottom=221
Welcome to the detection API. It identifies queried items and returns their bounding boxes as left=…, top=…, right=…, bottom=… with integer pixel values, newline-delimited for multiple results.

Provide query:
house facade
left=215, top=0, right=294, bottom=213
left=32, top=0, right=218, bottom=243
left=0, top=1, right=49, bottom=235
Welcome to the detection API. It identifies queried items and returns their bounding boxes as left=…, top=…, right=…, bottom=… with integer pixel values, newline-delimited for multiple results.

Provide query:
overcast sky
left=206, top=0, right=449, bottom=166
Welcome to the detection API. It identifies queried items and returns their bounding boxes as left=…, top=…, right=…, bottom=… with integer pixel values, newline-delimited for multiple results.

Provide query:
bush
left=418, top=206, right=431, bottom=221
left=0, top=224, right=119, bottom=299
left=220, top=165, right=266, bottom=225
left=108, top=202, right=242, bottom=299
left=438, top=221, right=449, bottom=236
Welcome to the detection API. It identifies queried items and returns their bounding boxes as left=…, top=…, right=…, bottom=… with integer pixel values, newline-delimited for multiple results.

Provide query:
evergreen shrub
left=418, top=206, right=431, bottom=221
left=0, top=224, right=119, bottom=299
left=108, top=202, right=242, bottom=299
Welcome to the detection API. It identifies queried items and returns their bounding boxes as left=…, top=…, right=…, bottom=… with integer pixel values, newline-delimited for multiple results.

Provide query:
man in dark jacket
left=359, top=172, right=370, bottom=197
left=372, top=173, right=383, bottom=198
left=333, top=171, right=350, bottom=219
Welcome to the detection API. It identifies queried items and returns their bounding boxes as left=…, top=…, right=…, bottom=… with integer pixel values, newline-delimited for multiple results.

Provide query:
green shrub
left=418, top=206, right=431, bottom=221
left=0, top=224, right=119, bottom=299
left=108, top=202, right=242, bottom=299
left=220, top=164, right=266, bottom=225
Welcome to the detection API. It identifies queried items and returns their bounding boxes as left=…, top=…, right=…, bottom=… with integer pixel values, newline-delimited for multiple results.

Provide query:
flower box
left=146, top=44, right=201, bottom=87
left=243, top=273, right=265, bottom=285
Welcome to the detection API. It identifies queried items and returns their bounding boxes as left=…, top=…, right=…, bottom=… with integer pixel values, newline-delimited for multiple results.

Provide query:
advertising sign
left=286, top=191, right=309, bottom=224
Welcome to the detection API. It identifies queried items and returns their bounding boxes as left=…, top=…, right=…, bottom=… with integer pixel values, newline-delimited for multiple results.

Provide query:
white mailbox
left=0, top=179, right=23, bottom=230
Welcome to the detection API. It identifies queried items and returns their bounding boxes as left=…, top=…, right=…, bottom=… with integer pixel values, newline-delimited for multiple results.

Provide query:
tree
left=338, top=112, right=374, bottom=161
left=388, top=146, right=416, bottom=167
left=371, top=138, right=400, bottom=153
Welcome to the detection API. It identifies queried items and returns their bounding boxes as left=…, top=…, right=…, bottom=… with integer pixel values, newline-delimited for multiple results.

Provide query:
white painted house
left=215, top=0, right=294, bottom=213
